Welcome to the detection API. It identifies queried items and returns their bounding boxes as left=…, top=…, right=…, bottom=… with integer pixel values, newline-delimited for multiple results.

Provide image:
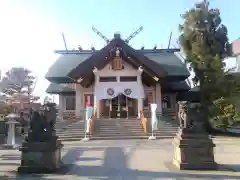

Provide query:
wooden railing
left=89, top=109, right=97, bottom=134
left=140, top=110, right=148, bottom=135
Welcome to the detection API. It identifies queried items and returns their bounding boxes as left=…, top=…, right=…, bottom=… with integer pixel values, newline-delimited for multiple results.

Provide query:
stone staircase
left=149, top=117, right=179, bottom=138
left=56, top=120, right=85, bottom=141
left=92, top=118, right=146, bottom=140
left=55, top=116, right=179, bottom=141
left=162, top=108, right=177, bottom=120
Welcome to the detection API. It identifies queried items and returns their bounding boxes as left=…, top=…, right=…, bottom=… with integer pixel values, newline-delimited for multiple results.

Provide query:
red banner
left=84, top=94, right=93, bottom=107
left=147, top=92, right=153, bottom=104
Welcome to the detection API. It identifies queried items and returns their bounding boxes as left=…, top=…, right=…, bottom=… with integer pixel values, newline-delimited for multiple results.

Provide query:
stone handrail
left=140, top=110, right=148, bottom=135
left=89, top=109, right=97, bottom=134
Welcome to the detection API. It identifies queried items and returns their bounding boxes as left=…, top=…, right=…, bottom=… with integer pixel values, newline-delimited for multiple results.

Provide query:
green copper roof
left=45, top=49, right=189, bottom=83
left=162, top=81, right=190, bottom=91
left=46, top=83, right=74, bottom=94
left=144, top=53, right=189, bottom=77
left=45, top=53, right=91, bottom=80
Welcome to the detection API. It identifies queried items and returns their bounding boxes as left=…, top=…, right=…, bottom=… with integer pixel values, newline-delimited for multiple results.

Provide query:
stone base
left=17, top=139, right=63, bottom=174
left=3, top=144, right=20, bottom=149
left=173, top=128, right=217, bottom=170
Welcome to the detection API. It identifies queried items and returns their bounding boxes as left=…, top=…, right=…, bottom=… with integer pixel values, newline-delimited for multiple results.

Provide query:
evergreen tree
left=179, top=1, right=239, bottom=130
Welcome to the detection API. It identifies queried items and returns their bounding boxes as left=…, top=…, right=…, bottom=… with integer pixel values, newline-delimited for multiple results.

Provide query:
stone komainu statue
left=178, top=102, right=195, bottom=129
left=178, top=101, right=204, bottom=130
left=26, top=103, right=57, bottom=142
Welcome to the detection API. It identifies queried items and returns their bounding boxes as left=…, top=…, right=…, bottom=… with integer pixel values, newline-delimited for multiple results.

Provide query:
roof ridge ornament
left=92, top=26, right=110, bottom=44
left=125, top=26, right=144, bottom=44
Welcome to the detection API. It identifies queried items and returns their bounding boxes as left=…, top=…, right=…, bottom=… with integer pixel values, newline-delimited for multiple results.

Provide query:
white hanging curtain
left=95, top=82, right=145, bottom=100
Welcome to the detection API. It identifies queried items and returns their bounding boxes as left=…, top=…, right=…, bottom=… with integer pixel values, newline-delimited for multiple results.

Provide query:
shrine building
left=45, top=33, right=190, bottom=120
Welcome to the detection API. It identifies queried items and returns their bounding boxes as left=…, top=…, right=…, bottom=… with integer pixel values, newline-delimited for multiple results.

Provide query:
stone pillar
left=75, top=84, right=83, bottom=119
left=137, top=73, right=143, bottom=118
left=94, top=75, right=100, bottom=118
left=155, top=83, right=162, bottom=116
left=93, top=95, right=100, bottom=118
left=58, top=95, right=64, bottom=120
left=137, top=98, right=143, bottom=118
left=173, top=128, right=217, bottom=170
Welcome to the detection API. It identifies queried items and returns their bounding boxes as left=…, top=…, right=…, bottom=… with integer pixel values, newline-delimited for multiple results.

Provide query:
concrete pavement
left=0, top=139, right=239, bottom=179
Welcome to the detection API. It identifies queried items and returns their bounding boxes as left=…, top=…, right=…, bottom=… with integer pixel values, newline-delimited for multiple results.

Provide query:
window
left=120, top=76, right=137, bottom=82
left=99, top=76, right=117, bottom=82
left=65, top=96, right=75, bottom=110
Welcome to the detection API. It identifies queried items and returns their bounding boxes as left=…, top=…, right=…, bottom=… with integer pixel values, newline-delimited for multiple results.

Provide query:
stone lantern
left=4, top=113, right=20, bottom=149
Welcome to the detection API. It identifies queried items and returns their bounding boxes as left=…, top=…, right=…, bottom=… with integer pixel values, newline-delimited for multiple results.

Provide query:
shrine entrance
left=101, top=94, right=137, bottom=119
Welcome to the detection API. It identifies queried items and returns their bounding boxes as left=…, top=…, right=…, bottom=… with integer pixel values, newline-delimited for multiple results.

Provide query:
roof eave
left=45, top=76, right=76, bottom=84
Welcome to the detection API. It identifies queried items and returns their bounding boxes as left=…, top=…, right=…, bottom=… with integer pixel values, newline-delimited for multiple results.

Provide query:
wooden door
left=110, top=96, right=118, bottom=118
left=119, top=94, right=127, bottom=118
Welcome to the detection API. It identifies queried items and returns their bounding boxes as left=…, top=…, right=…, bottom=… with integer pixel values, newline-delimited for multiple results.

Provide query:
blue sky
left=0, top=0, right=239, bottom=102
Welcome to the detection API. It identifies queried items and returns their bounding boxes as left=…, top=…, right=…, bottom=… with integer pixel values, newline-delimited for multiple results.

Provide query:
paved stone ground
left=0, top=139, right=239, bottom=179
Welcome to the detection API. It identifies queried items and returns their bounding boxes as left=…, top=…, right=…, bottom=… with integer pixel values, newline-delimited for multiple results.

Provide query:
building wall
left=59, top=62, right=177, bottom=119
left=59, top=90, right=177, bottom=119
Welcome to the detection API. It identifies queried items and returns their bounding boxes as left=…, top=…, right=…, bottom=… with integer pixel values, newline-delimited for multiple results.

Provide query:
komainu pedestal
left=17, top=138, right=63, bottom=173
left=17, top=103, right=64, bottom=174
left=173, top=128, right=217, bottom=170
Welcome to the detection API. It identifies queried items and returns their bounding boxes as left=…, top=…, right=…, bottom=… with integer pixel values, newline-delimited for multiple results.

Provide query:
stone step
left=95, top=123, right=142, bottom=126
left=55, top=118, right=179, bottom=141
left=57, top=130, right=176, bottom=136
left=95, top=127, right=143, bottom=130
left=58, top=135, right=175, bottom=141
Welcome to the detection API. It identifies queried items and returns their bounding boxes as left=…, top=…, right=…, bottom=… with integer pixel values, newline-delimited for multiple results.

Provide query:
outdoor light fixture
left=93, top=67, right=98, bottom=73
left=138, top=66, right=143, bottom=72
left=153, top=76, right=159, bottom=81
left=77, top=78, right=83, bottom=83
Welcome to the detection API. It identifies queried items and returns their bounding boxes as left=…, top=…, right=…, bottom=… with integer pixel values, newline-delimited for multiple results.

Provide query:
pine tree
left=179, top=1, right=239, bottom=130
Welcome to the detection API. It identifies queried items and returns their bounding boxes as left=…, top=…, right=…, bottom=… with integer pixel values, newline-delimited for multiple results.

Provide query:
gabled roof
left=45, top=38, right=189, bottom=84
left=67, top=38, right=168, bottom=81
